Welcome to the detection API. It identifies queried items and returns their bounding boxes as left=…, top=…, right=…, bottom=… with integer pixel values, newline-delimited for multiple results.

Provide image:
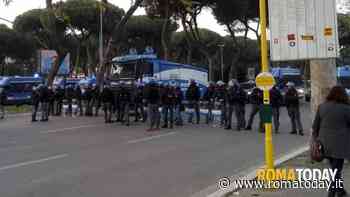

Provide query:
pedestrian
left=39, top=85, right=50, bottom=121
left=270, top=85, right=283, bottom=133
left=161, top=84, right=176, bottom=129
left=31, top=86, right=40, bottom=122
left=101, top=84, right=114, bottom=123
left=312, top=86, right=350, bottom=197
left=118, top=82, right=131, bottom=126
left=174, top=85, right=184, bottom=126
left=146, top=81, right=161, bottom=131
left=0, top=87, right=5, bottom=119
left=203, top=82, right=216, bottom=124
left=186, top=79, right=201, bottom=124
left=285, top=82, right=304, bottom=135
left=245, top=86, right=264, bottom=132
left=214, top=81, right=227, bottom=127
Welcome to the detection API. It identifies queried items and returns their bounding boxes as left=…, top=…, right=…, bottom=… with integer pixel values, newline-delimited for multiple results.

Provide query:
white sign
left=268, top=0, right=339, bottom=61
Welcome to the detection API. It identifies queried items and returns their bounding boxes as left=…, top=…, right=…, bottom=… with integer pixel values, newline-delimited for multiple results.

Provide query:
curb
left=205, top=145, right=310, bottom=197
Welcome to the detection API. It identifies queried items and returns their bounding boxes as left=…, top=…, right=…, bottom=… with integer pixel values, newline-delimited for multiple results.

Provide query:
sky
left=0, top=0, right=229, bottom=36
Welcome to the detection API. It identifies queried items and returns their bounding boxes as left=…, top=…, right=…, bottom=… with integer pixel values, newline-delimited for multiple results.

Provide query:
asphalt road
left=0, top=103, right=311, bottom=197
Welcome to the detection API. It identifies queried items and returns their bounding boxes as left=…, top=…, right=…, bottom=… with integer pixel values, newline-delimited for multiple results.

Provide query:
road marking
left=196, top=145, right=310, bottom=197
left=41, top=124, right=103, bottom=134
left=126, top=132, right=177, bottom=144
left=0, top=145, right=34, bottom=152
left=0, top=154, right=68, bottom=172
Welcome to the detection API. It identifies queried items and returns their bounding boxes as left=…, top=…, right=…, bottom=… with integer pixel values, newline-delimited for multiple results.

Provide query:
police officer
left=270, top=85, right=283, bottom=133
left=161, top=84, right=176, bottom=129
left=235, top=82, right=248, bottom=131
left=102, top=83, right=114, bottom=123
left=134, top=83, right=146, bottom=122
left=31, top=86, right=40, bottom=122
left=39, top=85, right=50, bottom=121
left=226, top=80, right=239, bottom=130
left=0, top=87, right=6, bottom=119
left=65, top=85, right=75, bottom=116
left=84, top=85, right=93, bottom=116
left=203, top=82, right=216, bottom=124
left=285, top=82, right=304, bottom=136
left=75, top=85, right=83, bottom=116
left=186, top=80, right=201, bottom=124
left=119, top=82, right=131, bottom=126
left=214, top=81, right=227, bottom=127
left=55, top=86, right=64, bottom=116
left=146, top=80, right=161, bottom=131
left=48, top=86, right=55, bottom=116
left=245, top=86, right=264, bottom=132
left=174, top=85, right=184, bottom=126
left=92, top=85, right=101, bottom=116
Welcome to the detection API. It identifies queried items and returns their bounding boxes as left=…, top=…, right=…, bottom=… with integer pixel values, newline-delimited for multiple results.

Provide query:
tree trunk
left=46, top=0, right=52, bottom=9
left=310, top=59, right=337, bottom=117
left=47, top=52, right=67, bottom=86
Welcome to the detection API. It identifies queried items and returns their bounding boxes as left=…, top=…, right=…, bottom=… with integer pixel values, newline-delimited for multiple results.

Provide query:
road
left=0, top=103, right=311, bottom=197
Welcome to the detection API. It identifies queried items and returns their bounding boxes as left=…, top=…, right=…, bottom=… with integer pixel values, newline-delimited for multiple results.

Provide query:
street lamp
left=99, top=0, right=104, bottom=72
left=218, top=44, right=225, bottom=81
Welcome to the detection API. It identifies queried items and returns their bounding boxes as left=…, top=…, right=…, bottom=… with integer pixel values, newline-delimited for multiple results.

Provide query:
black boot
left=290, top=131, right=297, bottom=135
left=299, top=130, right=304, bottom=136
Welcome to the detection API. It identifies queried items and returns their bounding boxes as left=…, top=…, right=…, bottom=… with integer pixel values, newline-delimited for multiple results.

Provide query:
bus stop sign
left=256, top=72, right=276, bottom=91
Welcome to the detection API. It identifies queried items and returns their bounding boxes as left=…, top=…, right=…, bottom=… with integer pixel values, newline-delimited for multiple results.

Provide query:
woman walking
left=312, top=86, right=350, bottom=197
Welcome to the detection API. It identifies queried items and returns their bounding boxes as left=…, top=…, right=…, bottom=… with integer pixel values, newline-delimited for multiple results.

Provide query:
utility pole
left=257, top=0, right=275, bottom=171
left=99, top=0, right=104, bottom=79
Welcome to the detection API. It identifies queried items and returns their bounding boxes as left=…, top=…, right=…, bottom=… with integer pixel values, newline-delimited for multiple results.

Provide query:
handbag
left=310, top=138, right=324, bottom=162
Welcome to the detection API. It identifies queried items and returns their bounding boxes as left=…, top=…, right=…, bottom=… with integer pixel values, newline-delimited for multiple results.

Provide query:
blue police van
left=0, top=76, right=43, bottom=105
left=111, top=54, right=209, bottom=96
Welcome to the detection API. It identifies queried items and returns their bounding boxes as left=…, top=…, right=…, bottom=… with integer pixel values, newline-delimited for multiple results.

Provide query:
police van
left=0, top=76, right=43, bottom=105
left=110, top=54, right=209, bottom=97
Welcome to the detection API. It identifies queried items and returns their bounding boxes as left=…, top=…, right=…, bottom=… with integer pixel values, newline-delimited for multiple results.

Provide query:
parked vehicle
left=110, top=54, right=209, bottom=97
left=271, top=67, right=305, bottom=99
left=0, top=76, right=43, bottom=105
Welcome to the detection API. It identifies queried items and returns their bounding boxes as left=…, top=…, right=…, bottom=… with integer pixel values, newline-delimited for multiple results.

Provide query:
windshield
left=280, top=75, right=303, bottom=87
left=112, top=61, right=153, bottom=79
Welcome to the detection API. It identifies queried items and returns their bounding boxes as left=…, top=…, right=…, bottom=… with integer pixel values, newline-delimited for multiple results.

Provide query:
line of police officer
left=29, top=79, right=303, bottom=135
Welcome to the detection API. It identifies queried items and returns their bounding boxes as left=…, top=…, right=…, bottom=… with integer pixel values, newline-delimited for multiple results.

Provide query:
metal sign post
left=259, top=0, right=275, bottom=171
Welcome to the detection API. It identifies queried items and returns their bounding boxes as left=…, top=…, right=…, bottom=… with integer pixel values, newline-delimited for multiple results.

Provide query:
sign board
left=268, top=0, right=339, bottom=61
left=256, top=72, right=276, bottom=91
left=39, top=50, right=70, bottom=75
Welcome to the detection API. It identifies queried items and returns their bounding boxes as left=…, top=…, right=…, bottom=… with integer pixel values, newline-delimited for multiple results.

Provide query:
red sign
left=288, top=34, right=296, bottom=41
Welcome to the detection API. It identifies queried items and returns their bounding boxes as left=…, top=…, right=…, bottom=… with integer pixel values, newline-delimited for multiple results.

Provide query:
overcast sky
left=0, top=0, right=229, bottom=36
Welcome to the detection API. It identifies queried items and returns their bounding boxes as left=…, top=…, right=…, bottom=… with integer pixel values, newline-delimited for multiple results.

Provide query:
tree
left=0, top=24, right=36, bottom=75
left=143, top=0, right=192, bottom=60
left=60, top=0, right=124, bottom=75
left=212, top=0, right=259, bottom=81
left=13, top=8, right=71, bottom=85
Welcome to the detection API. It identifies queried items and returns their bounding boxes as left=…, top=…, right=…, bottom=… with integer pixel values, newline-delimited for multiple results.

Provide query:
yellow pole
left=259, top=0, right=274, bottom=170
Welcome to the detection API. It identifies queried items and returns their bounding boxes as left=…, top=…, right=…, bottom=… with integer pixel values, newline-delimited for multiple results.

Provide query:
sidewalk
left=227, top=152, right=350, bottom=197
